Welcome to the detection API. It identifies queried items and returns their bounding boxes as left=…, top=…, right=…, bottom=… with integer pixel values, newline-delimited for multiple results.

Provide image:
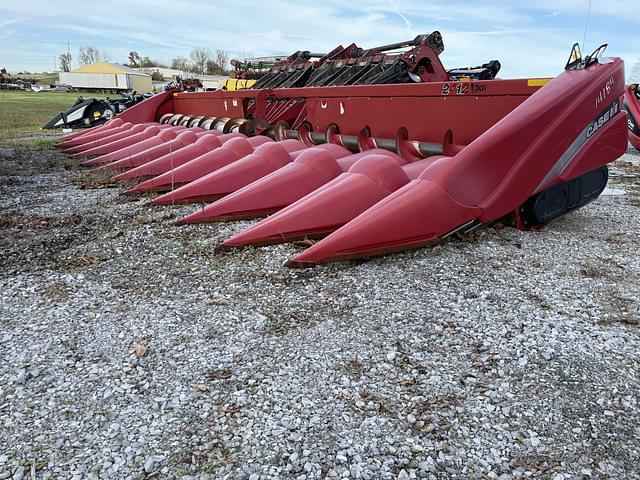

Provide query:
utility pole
left=62, top=40, right=72, bottom=68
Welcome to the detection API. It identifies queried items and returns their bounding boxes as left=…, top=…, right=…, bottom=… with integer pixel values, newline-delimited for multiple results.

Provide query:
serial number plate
left=441, top=83, right=487, bottom=96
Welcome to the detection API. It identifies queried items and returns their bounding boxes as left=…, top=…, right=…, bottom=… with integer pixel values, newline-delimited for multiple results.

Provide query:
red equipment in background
left=55, top=38, right=629, bottom=267
left=624, top=84, right=640, bottom=150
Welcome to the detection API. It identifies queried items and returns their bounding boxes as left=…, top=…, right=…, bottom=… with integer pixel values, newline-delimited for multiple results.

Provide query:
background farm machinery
left=624, top=83, right=640, bottom=150
left=43, top=92, right=152, bottom=129
left=0, top=68, right=38, bottom=90
left=230, top=32, right=500, bottom=91
left=231, top=56, right=288, bottom=80
left=54, top=34, right=630, bottom=266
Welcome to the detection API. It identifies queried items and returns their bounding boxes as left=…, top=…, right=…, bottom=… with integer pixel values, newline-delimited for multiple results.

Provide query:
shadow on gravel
left=0, top=145, right=78, bottom=178
left=0, top=144, right=118, bottom=275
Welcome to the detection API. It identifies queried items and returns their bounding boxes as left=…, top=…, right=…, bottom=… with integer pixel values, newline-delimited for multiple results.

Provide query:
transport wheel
left=102, top=107, right=115, bottom=121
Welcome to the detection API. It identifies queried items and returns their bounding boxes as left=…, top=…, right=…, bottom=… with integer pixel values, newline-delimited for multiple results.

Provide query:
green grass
left=0, top=90, right=113, bottom=138
left=30, top=73, right=59, bottom=85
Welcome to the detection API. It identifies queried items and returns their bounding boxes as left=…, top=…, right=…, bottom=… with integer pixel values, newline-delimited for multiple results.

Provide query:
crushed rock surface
left=0, top=141, right=639, bottom=480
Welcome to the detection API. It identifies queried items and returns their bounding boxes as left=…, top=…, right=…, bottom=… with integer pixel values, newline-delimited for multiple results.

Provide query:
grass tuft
left=0, top=90, right=113, bottom=135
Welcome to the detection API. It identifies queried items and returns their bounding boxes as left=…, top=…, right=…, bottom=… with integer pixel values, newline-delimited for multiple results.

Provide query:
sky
left=0, top=0, right=639, bottom=79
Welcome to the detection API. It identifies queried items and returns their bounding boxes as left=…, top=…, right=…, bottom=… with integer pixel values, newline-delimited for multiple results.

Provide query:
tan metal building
left=59, top=62, right=152, bottom=92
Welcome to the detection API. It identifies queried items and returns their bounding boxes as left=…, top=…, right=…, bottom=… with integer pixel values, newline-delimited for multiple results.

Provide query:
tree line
left=58, top=46, right=231, bottom=76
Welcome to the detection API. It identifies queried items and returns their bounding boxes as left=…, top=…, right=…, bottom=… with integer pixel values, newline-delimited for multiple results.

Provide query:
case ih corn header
left=55, top=35, right=629, bottom=267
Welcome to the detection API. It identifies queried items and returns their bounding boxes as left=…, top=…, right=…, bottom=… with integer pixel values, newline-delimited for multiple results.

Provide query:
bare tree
left=138, top=57, right=166, bottom=68
left=128, top=51, right=141, bottom=68
left=214, top=49, right=230, bottom=73
left=140, top=56, right=154, bottom=68
left=207, top=60, right=226, bottom=75
left=58, top=52, right=72, bottom=72
left=171, top=56, right=190, bottom=71
left=78, top=46, right=106, bottom=65
left=190, top=47, right=211, bottom=74
left=205, top=60, right=219, bottom=75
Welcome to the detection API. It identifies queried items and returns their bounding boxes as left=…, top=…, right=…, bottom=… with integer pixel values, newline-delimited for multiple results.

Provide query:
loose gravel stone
left=0, top=141, right=639, bottom=479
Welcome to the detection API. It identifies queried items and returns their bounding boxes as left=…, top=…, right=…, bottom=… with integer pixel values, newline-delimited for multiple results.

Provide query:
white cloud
left=0, top=0, right=636, bottom=78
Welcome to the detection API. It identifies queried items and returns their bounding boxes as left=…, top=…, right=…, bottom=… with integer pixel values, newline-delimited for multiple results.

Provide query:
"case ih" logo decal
left=587, top=99, right=620, bottom=139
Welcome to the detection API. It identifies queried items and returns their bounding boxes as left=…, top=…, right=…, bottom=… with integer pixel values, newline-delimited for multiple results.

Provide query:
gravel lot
left=1, top=140, right=639, bottom=480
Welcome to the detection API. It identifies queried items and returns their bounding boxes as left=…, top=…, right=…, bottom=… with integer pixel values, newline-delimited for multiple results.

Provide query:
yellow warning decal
left=527, top=78, right=551, bottom=87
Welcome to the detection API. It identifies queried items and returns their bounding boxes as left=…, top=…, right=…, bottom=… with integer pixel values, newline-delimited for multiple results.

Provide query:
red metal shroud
left=71, top=125, right=180, bottom=158
left=98, top=129, right=211, bottom=172
left=150, top=78, right=535, bottom=143
left=220, top=154, right=440, bottom=248
left=624, top=84, right=640, bottom=150
left=187, top=148, right=407, bottom=224
left=67, top=123, right=160, bottom=155
left=154, top=143, right=349, bottom=207
left=109, top=133, right=228, bottom=179
left=114, top=135, right=271, bottom=182
left=169, top=143, right=353, bottom=210
left=82, top=126, right=189, bottom=166
left=55, top=118, right=125, bottom=148
left=61, top=122, right=143, bottom=151
left=133, top=139, right=306, bottom=194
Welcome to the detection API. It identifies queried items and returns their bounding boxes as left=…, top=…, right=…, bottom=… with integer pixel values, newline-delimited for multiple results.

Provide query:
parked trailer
left=58, top=72, right=134, bottom=91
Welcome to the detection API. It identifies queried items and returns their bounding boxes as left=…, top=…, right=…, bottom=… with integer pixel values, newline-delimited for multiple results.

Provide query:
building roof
left=136, top=67, right=193, bottom=76
left=71, top=62, right=150, bottom=77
